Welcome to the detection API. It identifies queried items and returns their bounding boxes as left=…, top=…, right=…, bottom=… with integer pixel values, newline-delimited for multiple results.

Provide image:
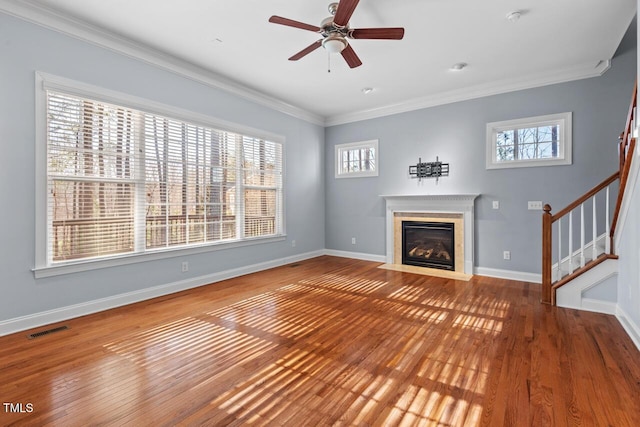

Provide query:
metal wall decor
left=409, top=156, right=449, bottom=181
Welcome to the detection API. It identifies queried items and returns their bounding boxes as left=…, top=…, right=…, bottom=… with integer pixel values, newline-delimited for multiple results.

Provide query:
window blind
left=46, top=90, right=283, bottom=265
left=47, top=92, right=139, bottom=262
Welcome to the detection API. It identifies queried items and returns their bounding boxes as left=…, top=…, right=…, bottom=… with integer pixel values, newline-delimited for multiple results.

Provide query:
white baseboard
left=0, top=250, right=324, bottom=337
left=474, top=266, right=542, bottom=283
left=580, top=298, right=618, bottom=315
left=616, top=305, right=640, bottom=352
left=323, top=249, right=386, bottom=263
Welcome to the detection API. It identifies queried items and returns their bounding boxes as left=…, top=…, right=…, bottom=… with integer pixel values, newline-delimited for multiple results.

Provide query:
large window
left=38, top=75, right=283, bottom=273
left=486, top=112, right=572, bottom=169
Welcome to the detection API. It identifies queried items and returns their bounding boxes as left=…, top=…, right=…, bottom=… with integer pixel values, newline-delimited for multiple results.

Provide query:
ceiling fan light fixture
left=269, top=2, right=405, bottom=68
left=322, top=35, right=347, bottom=53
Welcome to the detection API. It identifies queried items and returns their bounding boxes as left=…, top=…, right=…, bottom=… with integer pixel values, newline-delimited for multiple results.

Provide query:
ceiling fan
left=268, top=0, right=405, bottom=69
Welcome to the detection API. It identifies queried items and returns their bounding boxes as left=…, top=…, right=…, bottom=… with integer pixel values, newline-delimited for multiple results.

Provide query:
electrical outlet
left=528, top=201, right=543, bottom=210
left=351, top=237, right=356, bottom=245
left=492, top=200, right=500, bottom=209
left=181, top=261, right=189, bottom=272
left=503, top=251, right=511, bottom=260
left=291, top=240, right=296, bottom=247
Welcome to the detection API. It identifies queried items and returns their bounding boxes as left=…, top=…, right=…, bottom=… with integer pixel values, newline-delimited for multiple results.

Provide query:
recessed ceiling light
left=506, top=11, right=521, bottom=22
left=362, top=87, right=374, bottom=94
left=449, top=62, right=467, bottom=72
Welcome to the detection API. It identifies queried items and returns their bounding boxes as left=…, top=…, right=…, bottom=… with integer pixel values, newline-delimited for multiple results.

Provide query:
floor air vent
left=27, top=325, right=69, bottom=339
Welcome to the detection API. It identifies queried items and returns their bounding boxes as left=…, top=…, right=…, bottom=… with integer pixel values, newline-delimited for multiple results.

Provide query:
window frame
left=34, top=72, right=285, bottom=278
left=335, top=139, right=379, bottom=178
left=485, top=112, right=572, bottom=170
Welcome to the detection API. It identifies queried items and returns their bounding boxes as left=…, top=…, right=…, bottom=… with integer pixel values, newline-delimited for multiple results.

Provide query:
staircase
left=541, top=81, right=637, bottom=306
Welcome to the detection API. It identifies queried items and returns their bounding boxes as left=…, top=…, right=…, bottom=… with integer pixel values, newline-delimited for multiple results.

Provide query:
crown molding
left=0, top=1, right=616, bottom=129
left=325, top=60, right=612, bottom=127
left=0, top=0, right=325, bottom=126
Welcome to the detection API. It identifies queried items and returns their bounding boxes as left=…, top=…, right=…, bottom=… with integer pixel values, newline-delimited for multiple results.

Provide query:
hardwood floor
left=1, top=256, right=639, bottom=426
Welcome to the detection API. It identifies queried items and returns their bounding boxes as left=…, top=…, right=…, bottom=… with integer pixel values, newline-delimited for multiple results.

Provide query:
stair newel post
left=542, top=204, right=553, bottom=304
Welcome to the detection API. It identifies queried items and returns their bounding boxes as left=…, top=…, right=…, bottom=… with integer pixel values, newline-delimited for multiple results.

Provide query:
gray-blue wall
left=0, top=8, right=637, bottom=332
left=325, top=36, right=636, bottom=275
left=0, top=12, right=325, bottom=323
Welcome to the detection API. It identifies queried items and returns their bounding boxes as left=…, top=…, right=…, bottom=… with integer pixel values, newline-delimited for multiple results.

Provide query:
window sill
left=33, top=234, right=286, bottom=279
left=486, top=157, right=572, bottom=170
left=335, top=171, right=379, bottom=179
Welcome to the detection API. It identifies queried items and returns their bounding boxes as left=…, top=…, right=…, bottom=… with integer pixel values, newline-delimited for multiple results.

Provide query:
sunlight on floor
left=99, top=272, right=509, bottom=424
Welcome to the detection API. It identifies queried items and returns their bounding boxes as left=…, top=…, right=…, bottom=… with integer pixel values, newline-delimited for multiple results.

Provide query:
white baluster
left=580, top=204, right=585, bottom=268
left=592, top=196, right=598, bottom=261
left=605, top=186, right=610, bottom=254
left=569, top=212, right=573, bottom=273
left=558, top=219, right=562, bottom=280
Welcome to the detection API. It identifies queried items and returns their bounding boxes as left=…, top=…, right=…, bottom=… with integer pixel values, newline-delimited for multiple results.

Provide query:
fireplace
left=381, top=194, right=479, bottom=278
left=402, top=221, right=455, bottom=270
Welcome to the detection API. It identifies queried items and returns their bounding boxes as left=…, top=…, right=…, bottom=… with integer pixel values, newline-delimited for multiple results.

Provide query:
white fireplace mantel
left=380, top=194, right=479, bottom=274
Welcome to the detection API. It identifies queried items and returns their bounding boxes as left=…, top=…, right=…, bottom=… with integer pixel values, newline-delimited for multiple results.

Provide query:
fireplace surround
left=380, top=194, right=479, bottom=278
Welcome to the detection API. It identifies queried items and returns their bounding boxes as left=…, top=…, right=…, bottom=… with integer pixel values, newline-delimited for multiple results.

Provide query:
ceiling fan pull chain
left=328, top=52, right=331, bottom=73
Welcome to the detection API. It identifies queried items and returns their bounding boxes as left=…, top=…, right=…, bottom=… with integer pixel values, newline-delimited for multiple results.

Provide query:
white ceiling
left=7, top=0, right=637, bottom=125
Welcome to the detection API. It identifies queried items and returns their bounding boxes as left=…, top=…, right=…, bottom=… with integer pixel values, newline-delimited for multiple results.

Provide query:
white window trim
left=335, top=139, right=379, bottom=178
left=34, top=72, right=286, bottom=278
left=486, top=112, right=572, bottom=169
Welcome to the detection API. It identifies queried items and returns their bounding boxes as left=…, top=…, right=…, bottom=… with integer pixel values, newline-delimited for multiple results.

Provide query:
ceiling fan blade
left=333, top=0, right=360, bottom=27
left=269, top=16, right=321, bottom=32
left=289, top=40, right=323, bottom=61
left=350, top=28, right=405, bottom=40
left=341, top=44, right=362, bottom=68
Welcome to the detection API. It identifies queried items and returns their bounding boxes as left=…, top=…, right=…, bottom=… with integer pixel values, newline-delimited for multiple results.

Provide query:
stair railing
left=541, top=173, right=619, bottom=304
left=610, top=80, right=638, bottom=249
left=541, top=80, right=637, bottom=305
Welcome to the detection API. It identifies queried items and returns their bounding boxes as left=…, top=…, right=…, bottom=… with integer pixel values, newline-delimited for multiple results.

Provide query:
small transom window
left=335, top=140, right=379, bottom=178
left=486, top=112, right=572, bottom=169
